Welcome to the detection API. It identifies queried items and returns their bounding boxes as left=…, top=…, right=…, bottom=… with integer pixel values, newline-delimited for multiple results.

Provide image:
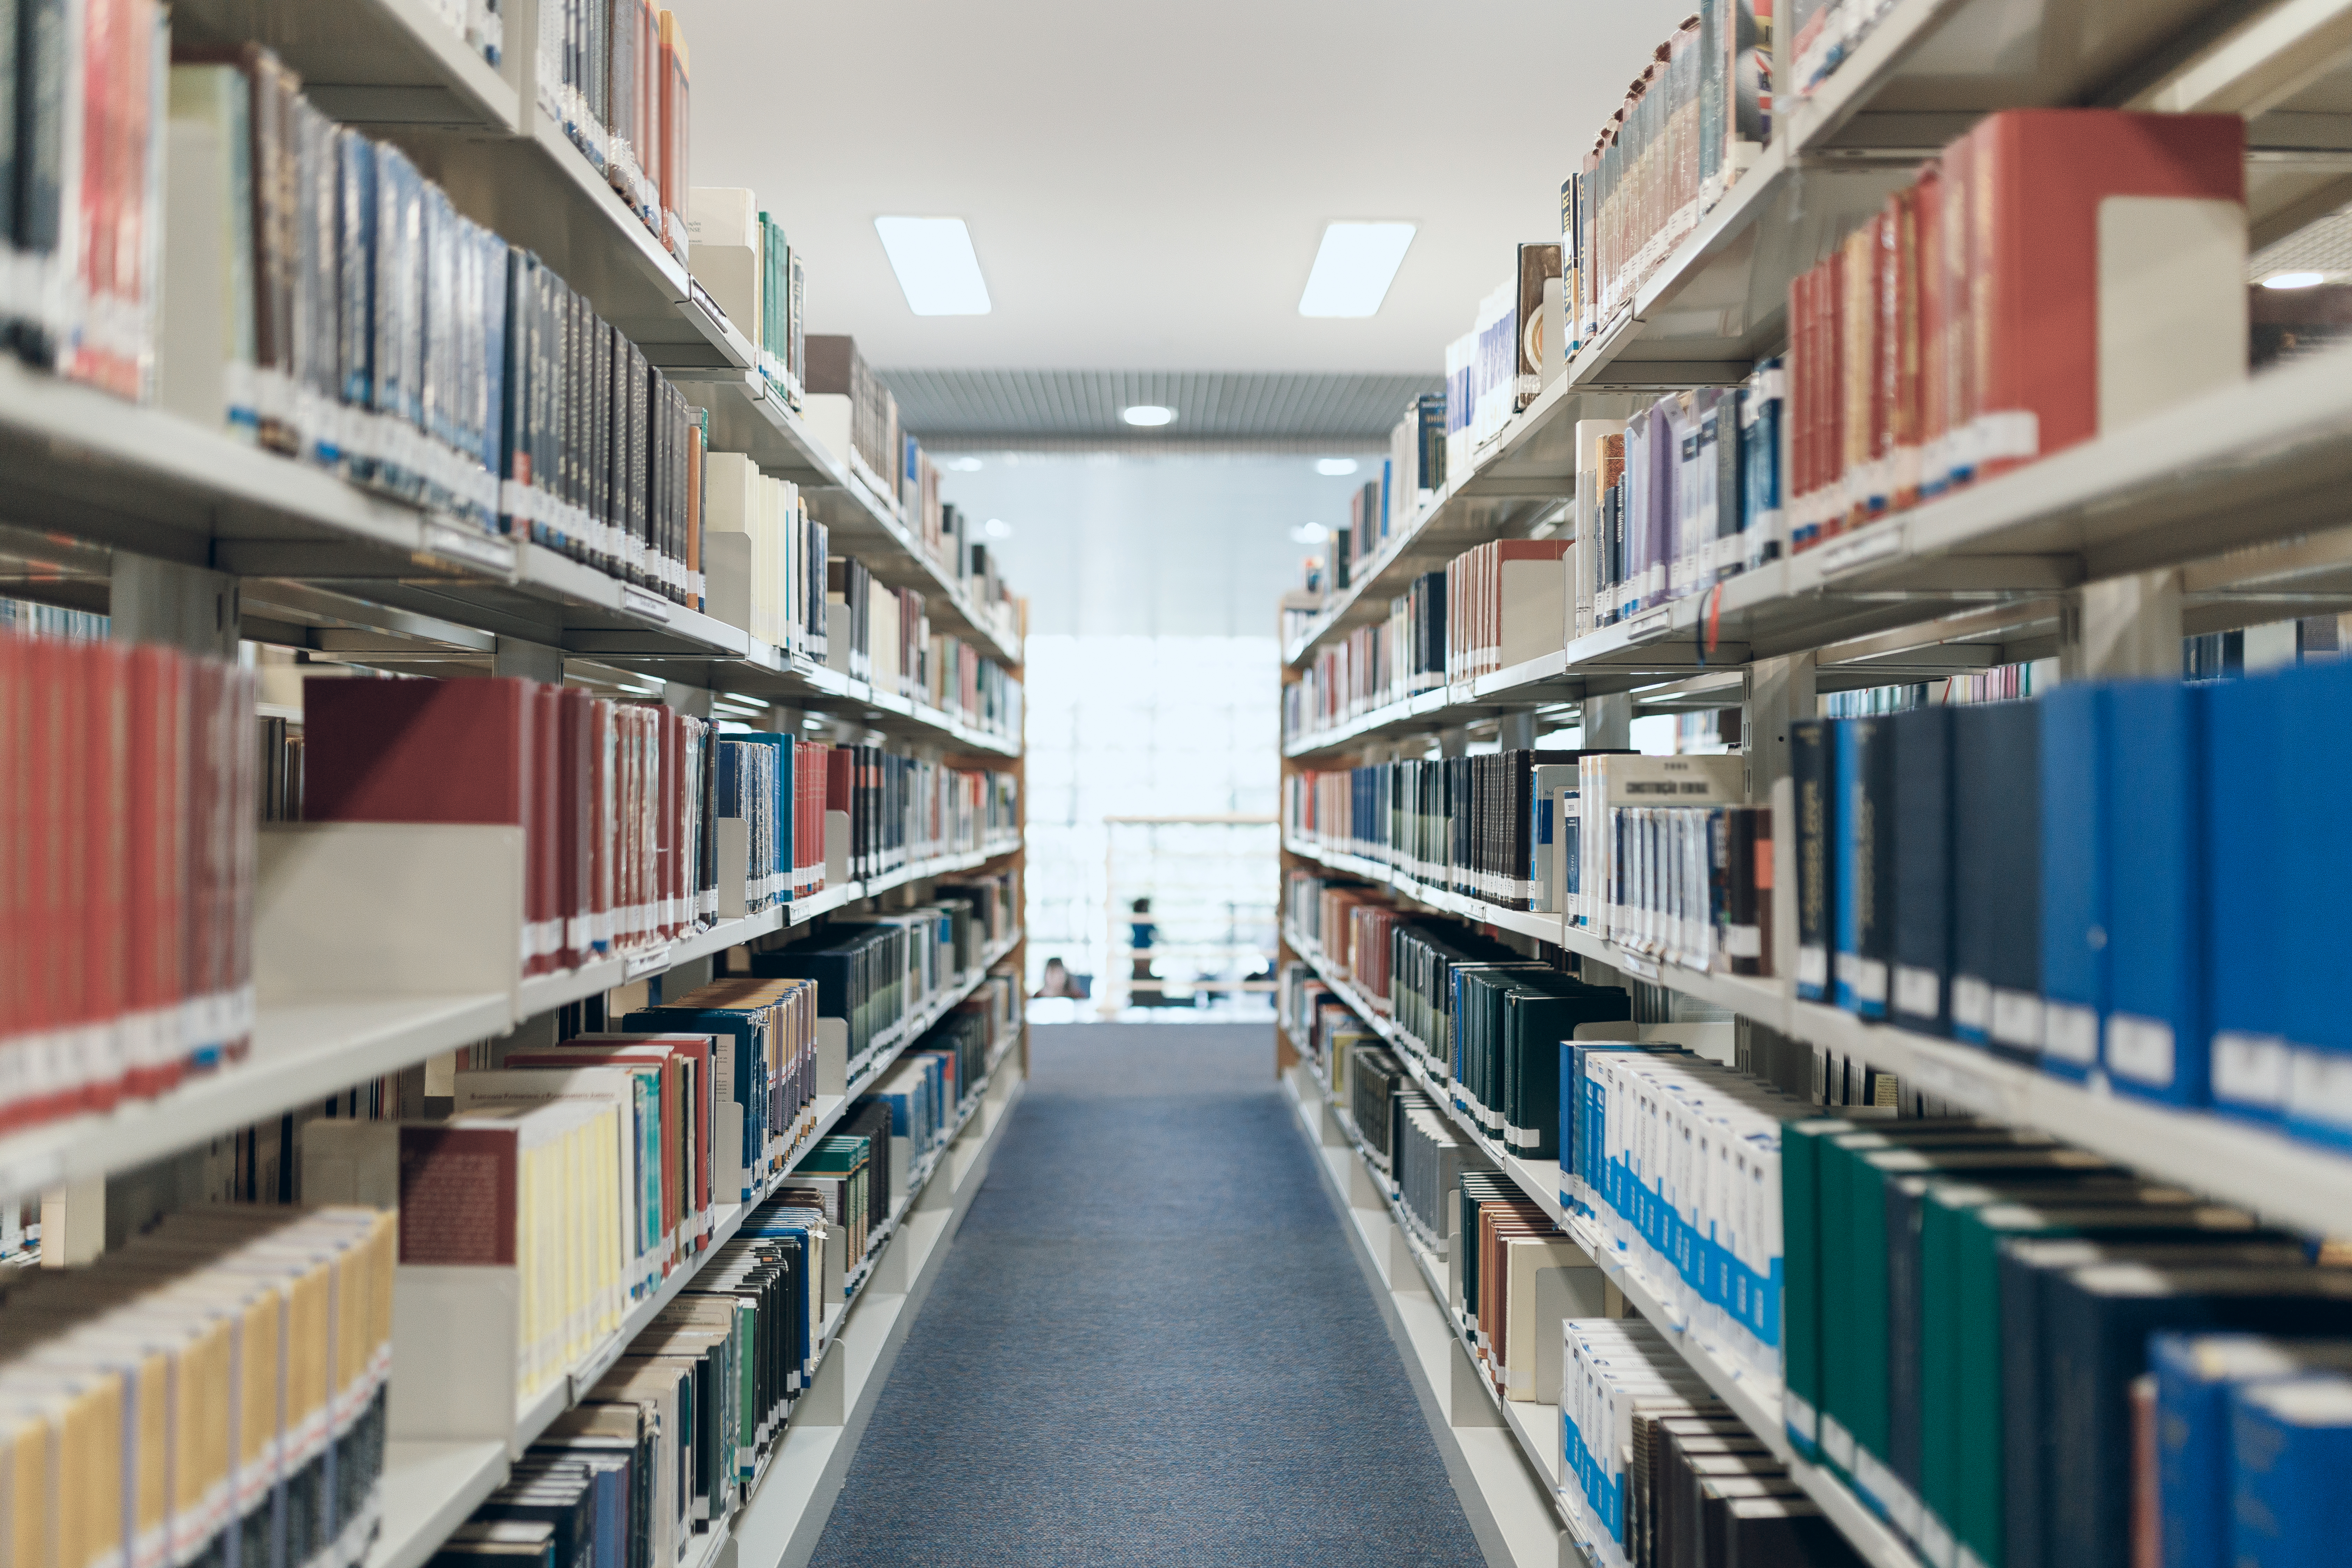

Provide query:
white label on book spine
left=1796, top=945, right=1828, bottom=991
left=1819, top=1414, right=1855, bottom=1469
left=2213, top=1032, right=2290, bottom=1110
left=1852, top=957, right=1888, bottom=1005
left=2105, top=1013, right=2176, bottom=1086
left=1951, top=975, right=1991, bottom=1033
left=2043, top=1003, right=2100, bottom=1066
left=1990, top=988, right=2045, bottom=1051
left=1893, top=965, right=1940, bottom=1019
left=1919, top=1512, right=1957, bottom=1568
left=2288, top=1047, right=2352, bottom=1133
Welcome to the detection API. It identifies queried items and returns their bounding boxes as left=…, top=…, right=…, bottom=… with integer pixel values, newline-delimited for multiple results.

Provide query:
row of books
left=1576, top=366, right=1784, bottom=632
left=1563, top=1319, right=1862, bottom=1568
left=1303, top=986, right=1862, bottom=1567
left=1, top=631, right=257, bottom=1124
left=687, top=187, right=808, bottom=410
left=304, top=676, right=715, bottom=975
left=162, top=45, right=710, bottom=606
left=1781, top=110, right=2243, bottom=554
left=702, top=455, right=828, bottom=656
left=0, top=0, right=164, bottom=400
left=1565, top=1, right=1770, bottom=357
left=714, top=732, right=827, bottom=913
left=424, top=0, right=503, bottom=66
left=1297, top=892, right=2352, bottom=1568
left=538, top=0, right=693, bottom=264
left=0, top=1205, right=398, bottom=1568
left=1780, top=1112, right=2352, bottom=1568
left=1790, top=659, right=2352, bottom=1135
left=1284, top=749, right=1642, bottom=914
left=429, top=992, right=1016, bottom=1568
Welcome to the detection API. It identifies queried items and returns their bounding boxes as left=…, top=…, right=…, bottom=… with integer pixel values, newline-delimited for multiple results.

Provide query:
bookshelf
left=0, top=2, right=1033, bottom=1563
left=1274, top=1, right=2352, bottom=1561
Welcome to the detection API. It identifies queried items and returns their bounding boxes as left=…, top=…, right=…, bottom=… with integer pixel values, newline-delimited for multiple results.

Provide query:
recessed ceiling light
left=945, top=456, right=985, bottom=471
left=983, top=518, right=1013, bottom=539
left=2263, top=271, right=2328, bottom=289
left=873, top=216, right=992, bottom=315
left=1122, top=405, right=1176, bottom=427
left=1299, top=221, right=1417, bottom=317
left=1290, top=522, right=1330, bottom=543
left=1315, top=458, right=1359, bottom=476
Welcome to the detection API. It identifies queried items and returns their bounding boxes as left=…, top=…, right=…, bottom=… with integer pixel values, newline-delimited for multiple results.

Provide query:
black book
left=1889, top=706, right=1952, bottom=1035
left=1790, top=720, right=1834, bottom=1002
left=1951, top=701, right=2039, bottom=1056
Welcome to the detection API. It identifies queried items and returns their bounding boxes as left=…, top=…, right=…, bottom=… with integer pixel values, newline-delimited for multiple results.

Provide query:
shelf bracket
left=2059, top=569, right=2183, bottom=680
left=111, top=554, right=239, bottom=658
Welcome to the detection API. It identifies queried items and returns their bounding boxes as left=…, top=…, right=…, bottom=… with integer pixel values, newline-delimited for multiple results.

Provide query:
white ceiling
left=671, top=0, right=1698, bottom=376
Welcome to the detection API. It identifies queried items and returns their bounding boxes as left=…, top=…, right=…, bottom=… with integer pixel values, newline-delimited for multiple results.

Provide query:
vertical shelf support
left=111, top=555, right=239, bottom=657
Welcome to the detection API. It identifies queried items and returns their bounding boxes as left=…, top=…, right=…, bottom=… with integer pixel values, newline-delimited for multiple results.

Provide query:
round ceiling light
left=1121, top=405, right=1176, bottom=427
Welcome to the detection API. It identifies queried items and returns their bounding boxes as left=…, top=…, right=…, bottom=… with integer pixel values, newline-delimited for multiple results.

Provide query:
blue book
left=2104, top=680, right=2206, bottom=1103
left=2203, top=672, right=2290, bottom=1122
left=2280, top=660, right=2352, bottom=1148
left=2155, top=1333, right=2352, bottom=1568
left=1890, top=706, right=1953, bottom=1034
left=1834, top=716, right=1893, bottom=1017
left=1952, top=702, right=2040, bottom=1055
left=2231, top=1376, right=2352, bottom=1567
left=2037, top=684, right=2108, bottom=1080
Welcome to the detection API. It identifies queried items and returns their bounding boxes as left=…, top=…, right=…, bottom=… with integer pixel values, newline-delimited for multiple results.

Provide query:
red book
left=1942, top=128, right=1975, bottom=492
left=1916, top=167, right=1946, bottom=499
left=124, top=646, right=186, bottom=1112
left=1968, top=109, right=2245, bottom=483
left=84, top=642, right=129, bottom=1105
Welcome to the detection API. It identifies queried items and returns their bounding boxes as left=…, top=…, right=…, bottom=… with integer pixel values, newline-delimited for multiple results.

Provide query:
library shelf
left=1283, top=937, right=1920, bottom=1568
left=1277, top=1058, right=1589, bottom=1568
left=1281, top=336, right=2352, bottom=752
left=0, top=374, right=1018, bottom=750
left=173, top=0, right=520, bottom=133
left=0, top=859, right=1017, bottom=1213
left=0, top=990, right=511, bottom=1208
left=366, top=1009, right=1028, bottom=1568
left=1278, top=0, right=2352, bottom=673
left=1285, top=820, right=2352, bottom=1240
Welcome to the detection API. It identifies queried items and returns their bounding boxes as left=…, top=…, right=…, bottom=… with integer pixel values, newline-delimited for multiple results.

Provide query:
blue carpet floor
left=804, top=1022, right=1490, bottom=1568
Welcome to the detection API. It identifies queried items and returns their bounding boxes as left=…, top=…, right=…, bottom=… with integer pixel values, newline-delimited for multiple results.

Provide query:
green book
left=1814, top=1125, right=2030, bottom=1486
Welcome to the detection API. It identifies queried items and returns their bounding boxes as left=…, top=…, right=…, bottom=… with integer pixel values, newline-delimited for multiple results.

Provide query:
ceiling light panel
left=874, top=216, right=993, bottom=315
left=1298, top=222, right=1417, bottom=317
left=1121, top=405, right=1176, bottom=427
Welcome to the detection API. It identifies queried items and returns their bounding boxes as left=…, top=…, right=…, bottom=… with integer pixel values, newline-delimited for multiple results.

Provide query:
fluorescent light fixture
left=983, top=517, right=1013, bottom=539
left=1315, top=457, right=1359, bottom=476
left=2263, top=270, right=2328, bottom=289
left=1298, top=221, right=1416, bottom=317
left=802, top=717, right=826, bottom=730
left=945, top=456, right=985, bottom=471
left=1290, top=522, right=1330, bottom=544
left=873, top=216, right=992, bottom=315
left=1122, top=405, right=1176, bottom=427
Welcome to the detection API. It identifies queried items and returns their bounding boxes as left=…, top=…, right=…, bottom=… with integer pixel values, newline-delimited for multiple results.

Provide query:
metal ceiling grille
left=877, top=369, right=1442, bottom=450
